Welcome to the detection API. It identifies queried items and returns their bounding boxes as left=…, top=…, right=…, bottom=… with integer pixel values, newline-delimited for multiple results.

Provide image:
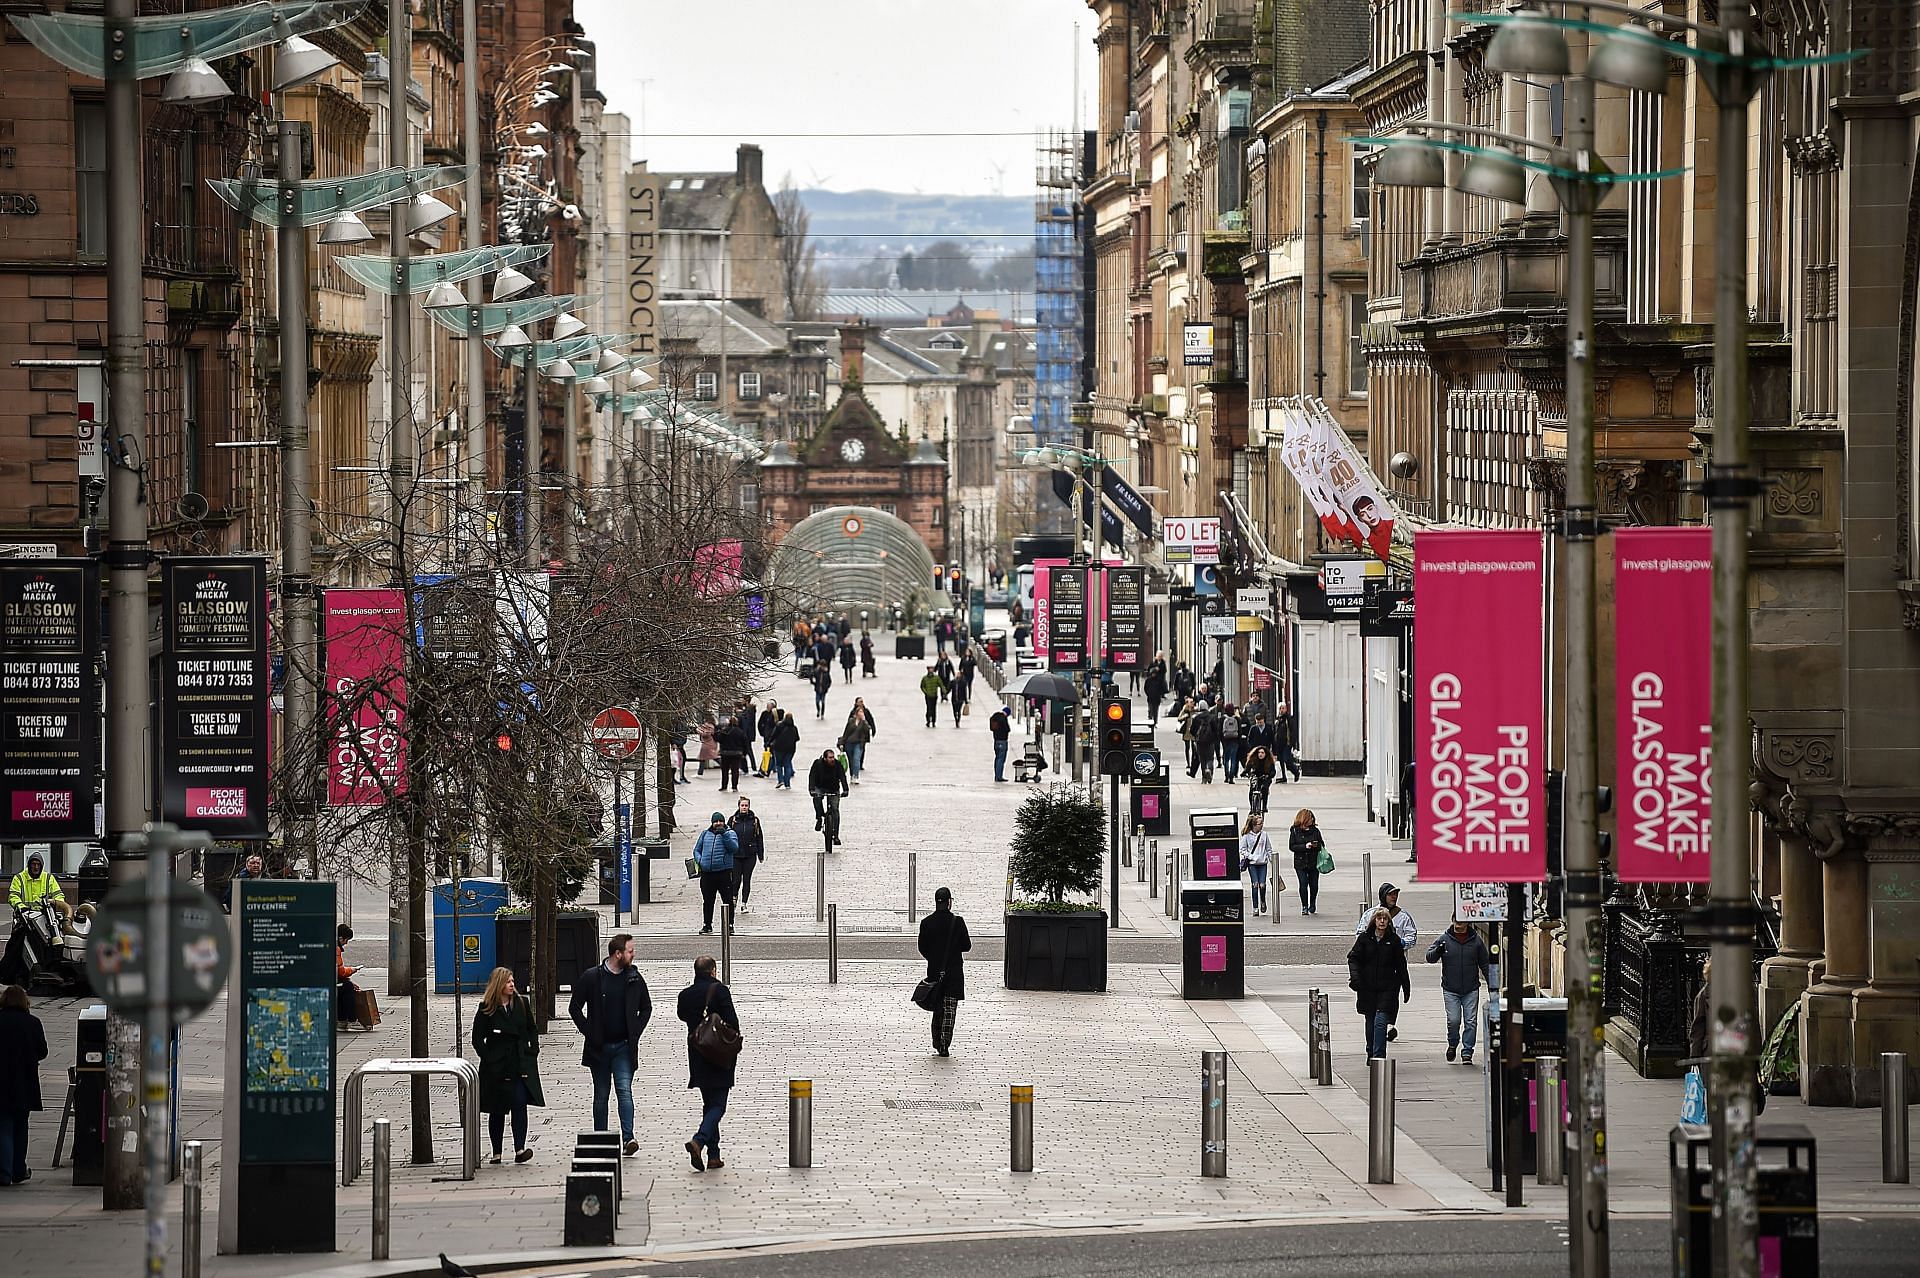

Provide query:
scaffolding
left=1033, top=130, right=1082, bottom=448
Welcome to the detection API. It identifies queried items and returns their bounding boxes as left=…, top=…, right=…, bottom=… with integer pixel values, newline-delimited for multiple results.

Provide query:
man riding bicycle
left=808, top=748, right=850, bottom=847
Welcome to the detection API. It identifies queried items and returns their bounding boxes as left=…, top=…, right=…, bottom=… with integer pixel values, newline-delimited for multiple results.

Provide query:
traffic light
left=1099, top=695, right=1132, bottom=775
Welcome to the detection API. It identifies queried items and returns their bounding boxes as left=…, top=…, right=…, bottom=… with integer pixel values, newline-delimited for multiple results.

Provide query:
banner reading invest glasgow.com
left=1614, top=526, right=1713, bottom=883
left=1415, top=530, right=1545, bottom=882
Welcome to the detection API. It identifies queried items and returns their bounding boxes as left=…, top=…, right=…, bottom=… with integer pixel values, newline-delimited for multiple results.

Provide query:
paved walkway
left=4, top=624, right=1916, bottom=1274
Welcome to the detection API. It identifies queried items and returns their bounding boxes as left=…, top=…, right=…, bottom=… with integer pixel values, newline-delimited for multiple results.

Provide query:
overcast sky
left=576, top=0, right=1091, bottom=196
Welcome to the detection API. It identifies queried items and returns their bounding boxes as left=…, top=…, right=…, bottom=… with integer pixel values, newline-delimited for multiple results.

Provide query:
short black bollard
left=564, top=1170, right=617, bottom=1245
left=575, top=1131, right=622, bottom=1199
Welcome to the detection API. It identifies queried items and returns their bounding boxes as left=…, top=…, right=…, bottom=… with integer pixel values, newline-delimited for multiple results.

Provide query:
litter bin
left=1180, top=881, right=1244, bottom=999
left=1189, top=808, right=1239, bottom=841
left=634, top=837, right=670, bottom=904
left=71, top=1004, right=106, bottom=1185
left=75, top=847, right=111, bottom=906
left=1131, top=765, right=1171, bottom=837
left=1485, top=993, right=1569, bottom=1179
left=432, top=877, right=507, bottom=993
left=1670, top=1124, right=1818, bottom=1276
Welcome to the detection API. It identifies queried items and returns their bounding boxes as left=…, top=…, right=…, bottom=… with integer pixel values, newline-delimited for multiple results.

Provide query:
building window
left=1351, top=143, right=1373, bottom=225
left=694, top=371, right=718, bottom=400
left=75, top=101, right=107, bottom=257
left=931, top=504, right=943, bottom=527
left=1347, top=293, right=1369, bottom=397
left=738, top=371, right=761, bottom=400
left=182, top=350, right=202, bottom=496
left=879, top=503, right=897, bottom=516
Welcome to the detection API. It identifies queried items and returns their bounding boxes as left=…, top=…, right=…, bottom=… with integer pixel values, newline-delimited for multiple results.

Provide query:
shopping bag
left=685, top=856, right=701, bottom=880
left=1317, top=848, right=1335, bottom=875
left=963, top=701, right=972, bottom=717
left=356, top=987, right=382, bottom=1029
left=1681, top=1066, right=1707, bottom=1125
left=760, top=748, right=772, bottom=773
left=838, top=751, right=850, bottom=774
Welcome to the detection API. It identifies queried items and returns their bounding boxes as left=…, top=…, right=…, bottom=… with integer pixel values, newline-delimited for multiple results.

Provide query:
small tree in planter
left=1004, top=783, right=1109, bottom=991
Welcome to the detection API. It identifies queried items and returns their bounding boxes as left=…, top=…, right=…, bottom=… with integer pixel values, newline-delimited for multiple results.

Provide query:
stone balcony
left=1395, top=228, right=1627, bottom=338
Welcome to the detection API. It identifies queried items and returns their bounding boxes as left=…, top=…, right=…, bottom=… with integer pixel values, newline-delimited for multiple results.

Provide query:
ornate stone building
left=758, top=326, right=948, bottom=564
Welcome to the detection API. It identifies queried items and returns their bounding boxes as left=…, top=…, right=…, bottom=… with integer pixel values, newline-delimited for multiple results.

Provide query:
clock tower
left=759, top=324, right=948, bottom=562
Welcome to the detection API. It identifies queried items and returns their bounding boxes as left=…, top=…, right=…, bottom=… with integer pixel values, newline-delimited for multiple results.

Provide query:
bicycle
left=813, top=788, right=844, bottom=850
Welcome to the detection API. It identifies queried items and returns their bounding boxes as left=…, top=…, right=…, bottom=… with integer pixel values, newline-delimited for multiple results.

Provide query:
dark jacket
left=808, top=756, right=848, bottom=795
left=1425, top=928, right=1492, bottom=995
left=716, top=721, right=750, bottom=760
left=839, top=642, right=856, bottom=667
left=1172, top=666, right=1196, bottom=698
left=917, top=909, right=973, bottom=1000
left=567, top=962, right=653, bottom=1067
left=1347, top=930, right=1411, bottom=1018
left=472, top=994, right=546, bottom=1111
left=812, top=667, right=833, bottom=697
left=841, top=708, right=876, bottom=746
left=677, top=975, right=741, bottom=1090
left=757, top=707, right=779, bottom=740
left=770, top=716, right=801, bottom=754
left=729, top=810, right=765, bottom=863
left=0, top=1006, right=48, bottom=1111
left=1289, top=823, right=1325, bottom=873
left=1144, top=662, right=1168, bottom=699
left=989, top=708, right=1011, bottom=740
left=1192, top=708, right=1221, bottom=745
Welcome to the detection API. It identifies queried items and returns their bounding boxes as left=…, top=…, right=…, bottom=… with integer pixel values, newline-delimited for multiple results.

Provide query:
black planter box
left=895, top=634, right=925, bottom=660
left=495, top=910, right=601, bottom=998
left=1003, top=910, right=1108, bottom=992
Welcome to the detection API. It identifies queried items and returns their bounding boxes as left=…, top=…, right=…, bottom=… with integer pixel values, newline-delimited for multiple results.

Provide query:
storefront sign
left=159, top=558, right=269, bottom=838
left=1104, top=566, right=1147, bottom=668
left=1235, top=587, right=1271, bottom=615
left=1415, top=530, right=1545, bottom=882
left=323, top=589, right=408, bottom=807
left=1613, top=527, right=1712, bottom=883
left=1360, top=587, right=1415, bottom=638
left=1454, top=881, right=1518, bottom=923
left=1100, top=468, right=1156, bottom=539
left=1046, top=565, right=1088, bottom=671
left=624, top=164, right=661, bottom=360
left=0, top=559, right=99, bottom=841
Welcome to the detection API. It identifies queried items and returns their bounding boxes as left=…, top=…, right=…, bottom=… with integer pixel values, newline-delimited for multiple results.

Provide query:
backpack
left=1221, top=716, right=1240, bottom=741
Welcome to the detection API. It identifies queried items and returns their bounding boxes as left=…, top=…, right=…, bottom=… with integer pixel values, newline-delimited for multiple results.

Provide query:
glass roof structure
left=767, top=505, right=936, bottom=618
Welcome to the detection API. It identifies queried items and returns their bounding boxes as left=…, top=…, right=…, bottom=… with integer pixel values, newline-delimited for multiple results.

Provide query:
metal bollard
left=1362, top=851, right=1373, bottom=913
left=1315, top=992, right=1333, bottom=1086
left=1536, top=1055, right=1565, bottom=1185
left=1166, top=849, right=1179, bottom=919
left=1367, top=1056, right=1395, bottom=1184
left=1886, top=1052, right=1910, bottom=1184
left=908, top=852, right=918, bottom=925
left=1010, top=1085, right=1034, bottom=1172
left=828, top=903, right=838, bottom=984
left=1149, top=842, right=1159, bottom=898
left=721, top=903, right=732, bottom=986
left=371, top=1117, right=392, bottom=1260
left=1201, top=1051, right=1227, bottom=1178
left=788, top=1079, right=813, bottom=1168
left=182, top=1141, right=203, bottom=1278
left=816, top=850, right=826, bottom=923
left=1306, top=990, right=1322, bottom=1080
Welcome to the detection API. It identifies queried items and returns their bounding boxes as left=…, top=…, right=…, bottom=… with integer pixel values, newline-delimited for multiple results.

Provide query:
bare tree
left=774, top=176, right=823, bottom=321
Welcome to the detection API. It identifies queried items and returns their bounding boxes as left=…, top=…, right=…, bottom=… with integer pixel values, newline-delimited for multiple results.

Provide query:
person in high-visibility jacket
left=6, top=853, right=65, bottom=912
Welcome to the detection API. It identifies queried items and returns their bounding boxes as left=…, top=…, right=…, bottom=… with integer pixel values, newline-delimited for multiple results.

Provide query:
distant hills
left=798, top=189, right=1033, bottom=239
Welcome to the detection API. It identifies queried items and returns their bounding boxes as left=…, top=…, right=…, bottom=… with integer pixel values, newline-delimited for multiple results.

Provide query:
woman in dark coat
left=728, top=798, right=766, bottom=908
left=471, top=968, right=544, bottom=1163
left=1290, top=808, right=1326, bottom=916
left=676, top=957, right=741, bottom=1171
left=916, top=887, right=973, bottom=1057
left=1143, top=654, right=1169, bottom=723
left=0, top=984, right=49, bottom=1185
left=1348, top=909, right=1411, bottom=1060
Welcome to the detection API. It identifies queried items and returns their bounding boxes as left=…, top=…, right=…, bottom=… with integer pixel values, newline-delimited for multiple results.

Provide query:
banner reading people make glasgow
left=1415, top=530, right=1545, bottom=882
left=1614, top=527, right=1713, bottom=883
left=161, top=557, right=270, bottom=838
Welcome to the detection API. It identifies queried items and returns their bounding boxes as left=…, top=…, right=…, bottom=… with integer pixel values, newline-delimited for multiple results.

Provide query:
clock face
left=840, top=438, right=866, bottom=463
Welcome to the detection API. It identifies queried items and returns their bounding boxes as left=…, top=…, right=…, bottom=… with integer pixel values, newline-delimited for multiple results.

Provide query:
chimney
left=736, top=143, right=764, bottom=190
left=838, top=323, right=868, bottom=389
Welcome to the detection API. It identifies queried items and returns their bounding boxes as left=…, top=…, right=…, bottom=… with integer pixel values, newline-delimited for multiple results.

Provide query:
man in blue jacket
left=692, top=811, right=739, bottom=935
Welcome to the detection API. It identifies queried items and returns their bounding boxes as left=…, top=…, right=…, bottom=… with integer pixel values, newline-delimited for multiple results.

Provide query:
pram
left=0, top=899, right=94, bottom=995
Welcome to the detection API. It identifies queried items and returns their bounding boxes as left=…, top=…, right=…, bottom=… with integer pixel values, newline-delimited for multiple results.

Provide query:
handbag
left=690, top=986, right=742, bottom=1067
left=1317, top=847, right=1335, bottom=875
left=962, top=701, right=972, bottom=717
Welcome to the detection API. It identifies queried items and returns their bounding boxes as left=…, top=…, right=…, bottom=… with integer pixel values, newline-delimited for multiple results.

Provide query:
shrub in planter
left=1004, top=783, right=1108, bottom=992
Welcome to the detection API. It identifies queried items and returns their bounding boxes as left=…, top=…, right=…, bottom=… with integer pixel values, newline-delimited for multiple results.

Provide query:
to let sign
left=1162, top=516, right=1220, bottom=565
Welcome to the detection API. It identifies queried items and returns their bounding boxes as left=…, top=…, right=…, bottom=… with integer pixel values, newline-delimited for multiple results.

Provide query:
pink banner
left=1415, top=530, right=1545, bottom=882
left=324, top=589, right=408, bottom=807
left=1614, top=527, right=1712, bottom=882
left=692, top=539, right=744, bottom=599
left=1030, top=557, right=1065, bottom=658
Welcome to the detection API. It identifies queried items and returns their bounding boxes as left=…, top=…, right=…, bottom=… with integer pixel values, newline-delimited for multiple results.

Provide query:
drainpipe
left=1312, top=109, right=1328, bottom=401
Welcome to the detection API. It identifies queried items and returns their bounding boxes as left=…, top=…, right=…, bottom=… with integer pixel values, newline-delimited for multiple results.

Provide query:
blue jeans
left=694, top=1084, right=729, bottom=1156
left=589, top=1040, right=636, bottom=1140
left=1247, top=862, right=1268, bottom=912
left=1223, top=740, right=1242, bottom=782
left=1366, top=1011, right=1391, bottom=1059
left=846, top=742, right=866, bottom=778
left=993, top=737, right=1009, bottom=780
left=0, top=1108, right=28, bottom=1183
left=1444, top=988, right=1480, bottom=1054
left=775, top=751, right=795, bottom=786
